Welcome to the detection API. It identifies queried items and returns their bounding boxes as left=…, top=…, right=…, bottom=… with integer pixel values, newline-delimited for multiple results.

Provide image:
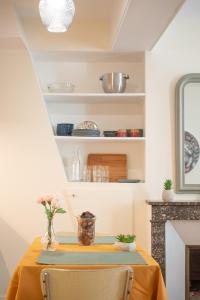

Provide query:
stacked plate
left=72, top=129, right=100, bottom=137
left=72, top=121, right=100, bottom=137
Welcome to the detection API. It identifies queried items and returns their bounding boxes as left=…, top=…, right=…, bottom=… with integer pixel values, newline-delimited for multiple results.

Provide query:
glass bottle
left=71, top=147, right=81, bottom=181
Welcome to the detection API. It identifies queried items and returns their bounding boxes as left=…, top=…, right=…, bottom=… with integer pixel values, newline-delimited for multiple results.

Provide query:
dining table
left=5, top=237, right=168, bottom=300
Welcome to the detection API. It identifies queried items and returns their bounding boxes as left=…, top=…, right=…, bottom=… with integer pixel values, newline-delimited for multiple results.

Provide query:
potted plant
left=162, top=179, right=174, bottom=202
left=114, top=234, right=136, bottom=251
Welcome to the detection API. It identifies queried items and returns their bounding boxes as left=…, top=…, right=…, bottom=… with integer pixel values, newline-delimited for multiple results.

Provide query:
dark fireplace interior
left=187, top=246, right=200, bottom=300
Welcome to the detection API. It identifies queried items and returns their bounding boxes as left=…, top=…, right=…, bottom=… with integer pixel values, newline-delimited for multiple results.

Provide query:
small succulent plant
left=164, top=179, right=173, bottom=190
left=116, top=234, right=136, bottom=243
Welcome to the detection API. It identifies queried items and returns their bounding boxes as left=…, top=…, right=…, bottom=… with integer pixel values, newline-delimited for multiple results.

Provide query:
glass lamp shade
left=39, top=0, right=75, bottom=33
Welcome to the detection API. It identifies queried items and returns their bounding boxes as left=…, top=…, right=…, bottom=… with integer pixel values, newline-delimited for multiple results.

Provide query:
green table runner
left=56, top=236, right=116, bottom=245
left=37, top=251, right=147, bottom=265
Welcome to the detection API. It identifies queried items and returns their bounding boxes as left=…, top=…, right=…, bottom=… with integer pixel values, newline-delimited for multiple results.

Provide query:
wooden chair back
left=40, top=266, right=133, bottom=300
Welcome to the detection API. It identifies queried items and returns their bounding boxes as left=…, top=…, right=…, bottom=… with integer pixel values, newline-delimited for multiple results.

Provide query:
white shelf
left=65, top=181, right=145, bottom=187
left=43, top=93, right=145, bottom=104
left=55, top=136, right=145, bottom=142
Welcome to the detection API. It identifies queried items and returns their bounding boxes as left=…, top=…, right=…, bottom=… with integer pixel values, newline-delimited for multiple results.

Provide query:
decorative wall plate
left=184, top=131, right=200, bottom=173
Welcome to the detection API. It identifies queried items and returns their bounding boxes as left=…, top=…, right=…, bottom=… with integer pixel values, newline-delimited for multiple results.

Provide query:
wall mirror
left=176, top=73, right=200, bottom=193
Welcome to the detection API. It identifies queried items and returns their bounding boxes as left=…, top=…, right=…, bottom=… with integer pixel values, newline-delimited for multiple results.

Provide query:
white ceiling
left=8, top=0, right=186, bottom=53
left=73, top=0, right=116, bottom=20
left=12, top=0, right=39, bottom=18
left=113, top=0, right=186, bottom=51
left=13, top=0, right=116, bottom=20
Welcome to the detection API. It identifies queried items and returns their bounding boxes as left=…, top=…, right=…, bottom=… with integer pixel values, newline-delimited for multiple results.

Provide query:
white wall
left=63, top=183, right=145, bottom=235
left=0, top=47, right=67, bottom=298
left=146, top=0, right=200, bottom=200
left=0, top=2, right=68, bottom=297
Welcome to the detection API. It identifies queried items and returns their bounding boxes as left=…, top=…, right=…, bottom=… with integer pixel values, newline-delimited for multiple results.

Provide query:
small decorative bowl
left=117, top=129, right=127, bottom=137
left=103, top=131, right=117, bottom=137
left=114, top=241, right=136, bottom=252
left=128, top=129, right=143, bottom=137
left=56, top=123, right=74, bottom=136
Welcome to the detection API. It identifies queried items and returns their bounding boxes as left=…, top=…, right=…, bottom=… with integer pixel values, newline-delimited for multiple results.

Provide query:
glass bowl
left=48, top=82, right=75, bottom=93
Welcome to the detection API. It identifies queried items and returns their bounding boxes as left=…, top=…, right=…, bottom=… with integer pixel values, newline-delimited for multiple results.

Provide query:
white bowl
left=114, top=241, right=136, bottom=252
left=48, top=82, right=75, bottom=93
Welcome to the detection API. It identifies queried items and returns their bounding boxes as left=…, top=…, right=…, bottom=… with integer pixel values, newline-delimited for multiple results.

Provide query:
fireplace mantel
left=147, top=201, right=200, bottom=280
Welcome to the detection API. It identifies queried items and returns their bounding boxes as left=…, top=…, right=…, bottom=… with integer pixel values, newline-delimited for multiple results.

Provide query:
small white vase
left=162, top=189, right=174, bottom=202
left=114, top=241, right=136, bottom=252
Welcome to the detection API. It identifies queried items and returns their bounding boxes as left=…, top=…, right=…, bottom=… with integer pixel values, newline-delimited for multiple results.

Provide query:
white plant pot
left=114, top=241, right=136, bottom=252
left=162, top=189, right=174, bottom=202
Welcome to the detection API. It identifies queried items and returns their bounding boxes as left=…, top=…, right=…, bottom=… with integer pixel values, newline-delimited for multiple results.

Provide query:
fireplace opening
left=186, top=246, right=200, bottom=300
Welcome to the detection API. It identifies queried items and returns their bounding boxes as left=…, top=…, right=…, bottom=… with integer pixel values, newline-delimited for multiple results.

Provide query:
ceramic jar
left=117, top=129, right=127, bottom=137
left=77, top=215, right=96, bottom=245
left=114, top=241, right=136, bottom=252
left=162, top=189, right=174, bottom=202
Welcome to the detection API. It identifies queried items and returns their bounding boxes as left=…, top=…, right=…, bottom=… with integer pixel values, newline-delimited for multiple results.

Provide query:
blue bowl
left=56, top=123, right=74, bottom=136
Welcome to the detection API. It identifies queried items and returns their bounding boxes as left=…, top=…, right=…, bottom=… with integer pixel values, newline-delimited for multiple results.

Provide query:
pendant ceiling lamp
left=39, top=0, right=75, bottom=33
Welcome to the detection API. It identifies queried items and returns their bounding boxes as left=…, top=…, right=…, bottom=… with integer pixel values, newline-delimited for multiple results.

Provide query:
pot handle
left=99, top=76, right=103, bottom=81
left=123, top=74, right=129, bottom=79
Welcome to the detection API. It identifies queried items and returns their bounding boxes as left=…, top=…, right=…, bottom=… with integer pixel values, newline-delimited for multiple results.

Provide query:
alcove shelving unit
left=34, top=51, right=146, bottom=184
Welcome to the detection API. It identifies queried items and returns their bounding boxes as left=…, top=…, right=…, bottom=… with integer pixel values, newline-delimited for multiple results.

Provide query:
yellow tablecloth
left=6, top=238, right=168, bottom=300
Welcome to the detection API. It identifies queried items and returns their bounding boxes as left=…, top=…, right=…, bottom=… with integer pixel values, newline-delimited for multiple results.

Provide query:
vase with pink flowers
left=37, top=194, right=66, bottom=251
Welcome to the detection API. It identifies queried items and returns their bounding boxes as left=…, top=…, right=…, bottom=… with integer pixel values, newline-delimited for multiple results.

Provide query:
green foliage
left=45, top=206, right=53, bottom=221
left=116, top=234, right=136, bottom=243
left=164, top=179, right=172, bottom=190
left=56, top=208, right=66, bottom=214
left=44, top=204, right=66, bottom=222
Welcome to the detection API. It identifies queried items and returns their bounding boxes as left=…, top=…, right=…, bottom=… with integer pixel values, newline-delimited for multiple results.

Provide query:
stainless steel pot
left=99, top=72, right=129, bottom=93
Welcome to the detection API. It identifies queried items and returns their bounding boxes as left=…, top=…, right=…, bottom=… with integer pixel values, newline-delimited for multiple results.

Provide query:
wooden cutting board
left=87, top=154, right=127, bottom=182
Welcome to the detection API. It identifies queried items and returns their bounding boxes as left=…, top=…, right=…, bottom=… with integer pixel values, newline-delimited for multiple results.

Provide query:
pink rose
left=37, top=193, right=54, bottom=204
left=37, top=193, right=63, bottom=209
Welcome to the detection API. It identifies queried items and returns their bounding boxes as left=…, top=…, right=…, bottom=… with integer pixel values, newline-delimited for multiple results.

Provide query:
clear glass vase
left=77, top=216, right=96, bottom=246
left=41, top=219, right=58, bottom=251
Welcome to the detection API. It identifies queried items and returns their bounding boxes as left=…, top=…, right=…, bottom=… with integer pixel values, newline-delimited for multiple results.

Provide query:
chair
left=40, top=266, right=133, bottom=300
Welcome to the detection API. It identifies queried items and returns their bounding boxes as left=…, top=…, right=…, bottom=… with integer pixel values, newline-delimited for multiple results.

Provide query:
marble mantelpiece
left=147, top=201, right=200, bottom=280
